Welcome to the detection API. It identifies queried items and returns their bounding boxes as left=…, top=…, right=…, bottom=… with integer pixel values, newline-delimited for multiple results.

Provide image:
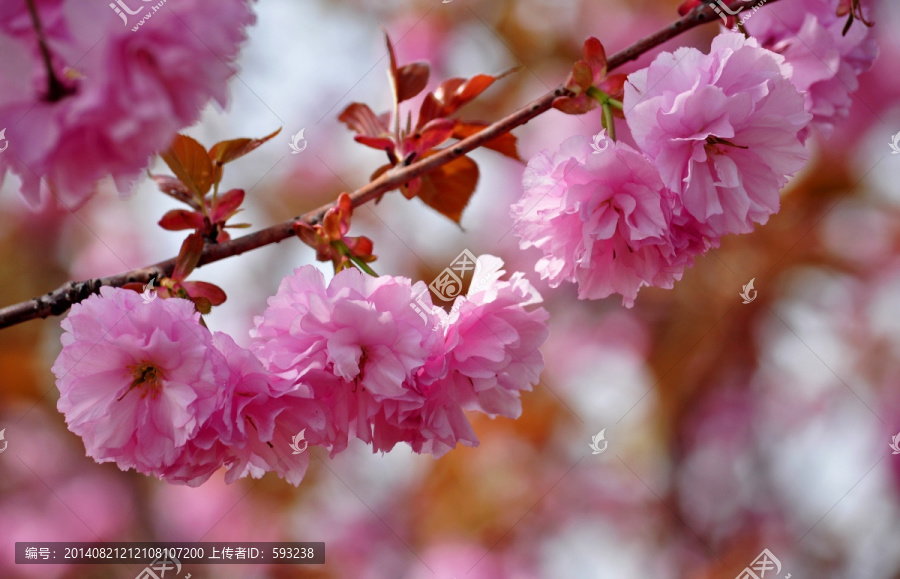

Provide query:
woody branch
left=0, top=0, right=783, bottom=330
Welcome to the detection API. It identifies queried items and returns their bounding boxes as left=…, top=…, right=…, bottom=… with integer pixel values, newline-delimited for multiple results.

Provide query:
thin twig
left=0, top=0, right=784, bottom=330
left=24, top=0, right=73, bottom=102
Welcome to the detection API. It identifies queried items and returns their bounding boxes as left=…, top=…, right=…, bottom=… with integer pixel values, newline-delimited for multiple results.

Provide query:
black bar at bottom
left=15, top=542, right=324, bottom=564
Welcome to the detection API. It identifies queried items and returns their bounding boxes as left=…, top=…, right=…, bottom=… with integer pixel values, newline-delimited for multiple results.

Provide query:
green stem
left=349, top=253, right=379, bottom=277
left=333, top=240, right=379, bottom=277
left=602, top=103, right=616, bottom=142
left=586, top=86, right=606, bottom=103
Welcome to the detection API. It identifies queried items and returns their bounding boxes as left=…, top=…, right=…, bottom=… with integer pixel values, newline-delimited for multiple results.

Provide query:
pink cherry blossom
left=441, top=255, right=550, bottom=420
left=251, top=266, right=441, bottom=456
left=744, top=0, right=878, bottom=137
left=511, top=134, right=701, bottom=306
left=0, top=0, right=255, bottom=209
left=209, top=332, right=326, bottom=487
left=391, top=256, right=550, bottom=457
left=51, top=287, right=227, bottom=484
left=625, top=32, right=812, bottom=238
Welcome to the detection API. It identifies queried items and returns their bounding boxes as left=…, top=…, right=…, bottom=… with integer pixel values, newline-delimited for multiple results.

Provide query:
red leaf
left=420, top=69, right=517, bottom=127
left=208, top=128, right=281, bottom=186
left=149, top=174, right=199, bottom=209
left=208, top=128, right=281, bottom=166
left=172, top=232, right=205, bottom=282
left=159, top=209, right=205, bottom=231
left=417, top=93, right=442, bottom=127
left=415, top=154, right=479, bottom=224
left=677, top=0, right=704, bottom=15
left=582, top=37, right=608, bottom=77
left=354, top=135, right=396, bottom=151
left=181, top=281, right=227, bottom=306
left=402, top=118, right=455, bottom=158
left=384, top=34, right=430, bottom=105
left=400, top=176, right=422, bottom=199
left=338, top=103, right=390, bottom=137
left=210, top=189, right=245, bottom=222
left=160, top=134, right=214, bottom=199
left=451, top=122, right=521, bottom=161
left=395, top=62, right=431, bottom=103
left=599, top=73, right=627, bottom=101
left=346, top=235, right=374, bottom=258
left=552, top=94, right=596, bottom=115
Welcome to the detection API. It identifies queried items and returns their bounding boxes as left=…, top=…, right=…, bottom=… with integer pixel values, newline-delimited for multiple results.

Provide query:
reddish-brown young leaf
left=600, top=73, right=627, bottom=100
left=395, top=62, right=431, bottom=103
left=569, top=61, right=594, bottom=92
left=208, top=128, right=281, bottom=167
left=417, top=93, right=442, bottom=128
left=451, top=122, right=521, bottom=161
left=208, top=129, right=281, bottom=186
left=402, top=118, right=455, bottom=158
left=181, top=281, right=227, bottom=306
left=553, top=93, right=595, bottom=115
left=149, top=173, right=199, bottom=209
left=210, top=189, right=245, bottom=223
left=339, top=102, right=390, bottom=137
left=161, top=134, right=215, bottom=199
left=354, top=135, right=396, bottom=151
left=384, top=33, right=430, bottom=105
left=400, top=176, right=423, bottom=200
left=418, top=69, right=517, bottom=127
left=582, top=37, right=608, bottom=77
left=172, top=232, right=205, bottom=282
left=415, top=154, right=480, bottom=224
left=159, top=209, right=206, bottom=231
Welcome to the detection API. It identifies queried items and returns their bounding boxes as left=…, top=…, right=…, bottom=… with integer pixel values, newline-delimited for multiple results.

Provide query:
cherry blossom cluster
left=0, top=0, right=254, bottom=209
left=512, top=0, right=876, bottom=307
left=51, top=256, right=549, bottom=486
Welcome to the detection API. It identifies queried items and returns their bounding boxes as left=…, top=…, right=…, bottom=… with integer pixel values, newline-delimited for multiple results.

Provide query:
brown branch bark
left=0, top=0, right=784, bottom=330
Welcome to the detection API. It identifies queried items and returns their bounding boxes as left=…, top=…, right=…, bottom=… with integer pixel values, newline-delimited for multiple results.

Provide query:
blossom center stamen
left=705, top=135, right=749, bottom=155
left=118, top=362, right=165, bottom=401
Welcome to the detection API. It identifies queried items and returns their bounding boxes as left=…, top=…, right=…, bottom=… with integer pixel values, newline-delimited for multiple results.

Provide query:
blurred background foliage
left=2, top=0, right=900, bottom=577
